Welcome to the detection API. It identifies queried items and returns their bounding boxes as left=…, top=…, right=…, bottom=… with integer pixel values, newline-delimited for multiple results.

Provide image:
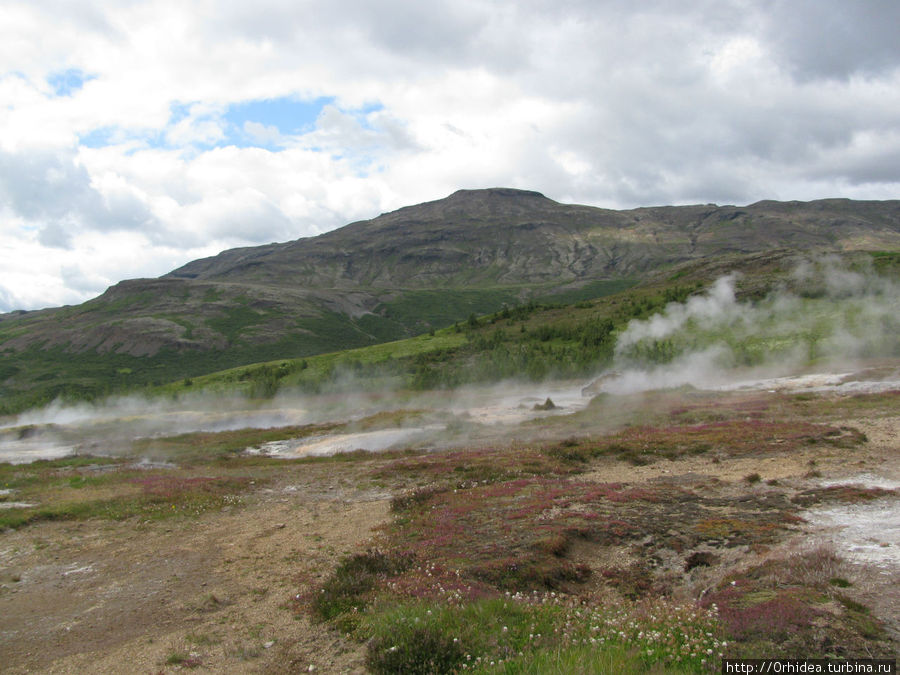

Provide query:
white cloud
left=1, top=0, right=899, bottom=311
left=243, top=121, right=284, bottom=147
left=164, top=104, right=228, bottom=148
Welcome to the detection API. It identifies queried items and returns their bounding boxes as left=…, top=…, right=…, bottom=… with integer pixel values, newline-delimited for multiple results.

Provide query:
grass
left=0, top=266, right=699, bottom=413
left=303, top=443, right=836, bottom=670
left=129, top=423, right=342, bottom=463
left=165, top=651, right=202, bottom=668
left=153, top=330, right=468, bottom=398
left=0, top=409, right=431, bottom=532
left=790, top=485, right=898, bottom=507
left=185, top=632, right=219, bottom=646
left=0, top=279, right=582, bottom=414
left=375, top=288, right=521, bottom=331
left=472, top=642, right=674, bottom=674
left=0, top=449, right=393, bottom=532
left=312, top=549, right=416, bottom=623
left=377, top=444, right=577, bottom=491
left=377, top=472, right=801, bottom=595
left=3, top=252, right=898, bottom=667
left=3, top=249, right=899, bottom=416
left=357, top=594, right=722, bottom=674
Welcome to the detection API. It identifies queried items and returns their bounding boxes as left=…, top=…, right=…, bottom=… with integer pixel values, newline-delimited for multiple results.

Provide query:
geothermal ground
left=0, top=364, right=898, bottom=673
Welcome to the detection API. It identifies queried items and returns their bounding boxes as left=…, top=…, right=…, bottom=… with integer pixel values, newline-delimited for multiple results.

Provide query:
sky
left=2, top=0, right=900, bottom=312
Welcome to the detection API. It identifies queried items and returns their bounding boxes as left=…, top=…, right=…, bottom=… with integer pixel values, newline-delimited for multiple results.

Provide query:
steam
left=600, top=257, right=900, bottom=395
left=617, top=275, right=743, bottom=347
left=0, top=377, right=594, bottom=463
left=6, top=392, right=311, bottom=434
left=3, top=256, right=897, bottom=463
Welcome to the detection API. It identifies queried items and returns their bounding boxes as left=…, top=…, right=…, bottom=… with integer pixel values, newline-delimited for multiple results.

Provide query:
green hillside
left=156, top=249, right=900, bottom=402
left=0, top=280, right=638, bottom=414
left=3, top=185, right=900, bottom=416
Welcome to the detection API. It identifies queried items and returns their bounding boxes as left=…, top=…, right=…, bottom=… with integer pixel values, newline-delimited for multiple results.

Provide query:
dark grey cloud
left=762, top=0, right=900, bottom=81
left=809, top=142, right=900, bottom=186
left=0, top=149, right=90, bottom=221
left=206, top=0, right=530, bottom=79
left=477, top=0, right=900, bottom=206
left=340, top=1, right=484, bottom=59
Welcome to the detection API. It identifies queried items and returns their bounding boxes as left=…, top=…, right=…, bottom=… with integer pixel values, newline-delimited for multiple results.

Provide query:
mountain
left=2, top=188, right=900, bottom=412
left=165, top=189, right=900, bottom=287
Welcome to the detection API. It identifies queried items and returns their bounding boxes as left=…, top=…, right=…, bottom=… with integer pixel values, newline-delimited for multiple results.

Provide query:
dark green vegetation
left=703, top=547, right=889, bottom=658
left=3, top=188, right=900, bottom=413
left=156, top=246, right=900, bottom=402
left=159, top=280, right=697, bottom=397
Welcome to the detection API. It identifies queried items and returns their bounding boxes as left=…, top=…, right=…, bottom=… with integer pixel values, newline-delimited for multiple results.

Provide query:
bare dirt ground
left=1, top=410, right=897, bottom=672
left=0, top=464, right=391, bottom=674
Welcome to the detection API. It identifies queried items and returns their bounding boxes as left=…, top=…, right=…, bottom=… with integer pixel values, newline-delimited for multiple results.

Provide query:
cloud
left=2, top=0, right=900, bottom=311
left=61, top=263, right=110, bottom=294
left=761, top=0, right=900, bottom=82
left=0, top=146, right=158, bottom=234
left=0, top=148, right=95, bottom=221
left=37, top=222, right=74, bottom=249
left=242, top=121, right=284, bottom=148
left=0, top=285, right=15, bottom=314
left=164, top=103, right=228, bottom=148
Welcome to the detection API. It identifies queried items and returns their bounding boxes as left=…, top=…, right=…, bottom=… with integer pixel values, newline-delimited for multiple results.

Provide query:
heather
left=303, top=400, right=894, bottom=671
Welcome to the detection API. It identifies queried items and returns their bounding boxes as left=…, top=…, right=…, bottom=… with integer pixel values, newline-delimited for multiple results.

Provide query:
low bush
left=312, top=549, right=415, bottom=621
left=366, top=625, right=465, bottom=675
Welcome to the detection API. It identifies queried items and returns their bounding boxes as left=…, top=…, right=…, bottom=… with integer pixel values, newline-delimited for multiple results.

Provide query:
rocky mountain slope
left=2, top=188, right=899, bottom=411
left=167, top=188, right=900, bottom=287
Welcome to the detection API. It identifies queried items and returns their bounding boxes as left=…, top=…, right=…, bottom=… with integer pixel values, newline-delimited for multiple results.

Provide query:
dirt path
left=0, top=469, right=390, bottom=674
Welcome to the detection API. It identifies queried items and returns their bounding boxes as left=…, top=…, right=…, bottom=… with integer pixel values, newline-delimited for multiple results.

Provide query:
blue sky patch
left=78, top=125, right=165, bottom=150
left=224, top=96, right=336, bottom=138
left=47, top=69, right=95, bottom=97
left=78, top=127, right=117, bottom=148
left=75, top=96, right=385, bottom=152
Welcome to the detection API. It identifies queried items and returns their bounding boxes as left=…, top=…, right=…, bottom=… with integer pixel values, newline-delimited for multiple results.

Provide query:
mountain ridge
left=1, top=188, right=899, bottom=412
left=163, top=189, right=900, bottom=288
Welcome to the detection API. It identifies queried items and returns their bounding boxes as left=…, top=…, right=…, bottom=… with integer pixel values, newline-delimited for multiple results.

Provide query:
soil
left=0, top=463, right=390, bottom=674
left=1, top=412, right=897, bottom=672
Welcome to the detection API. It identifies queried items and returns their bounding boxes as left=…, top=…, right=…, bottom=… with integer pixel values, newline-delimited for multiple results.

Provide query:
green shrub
left=312, top=549, right=414, bottom=621
left=366, top=625, right=465, bottom=675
